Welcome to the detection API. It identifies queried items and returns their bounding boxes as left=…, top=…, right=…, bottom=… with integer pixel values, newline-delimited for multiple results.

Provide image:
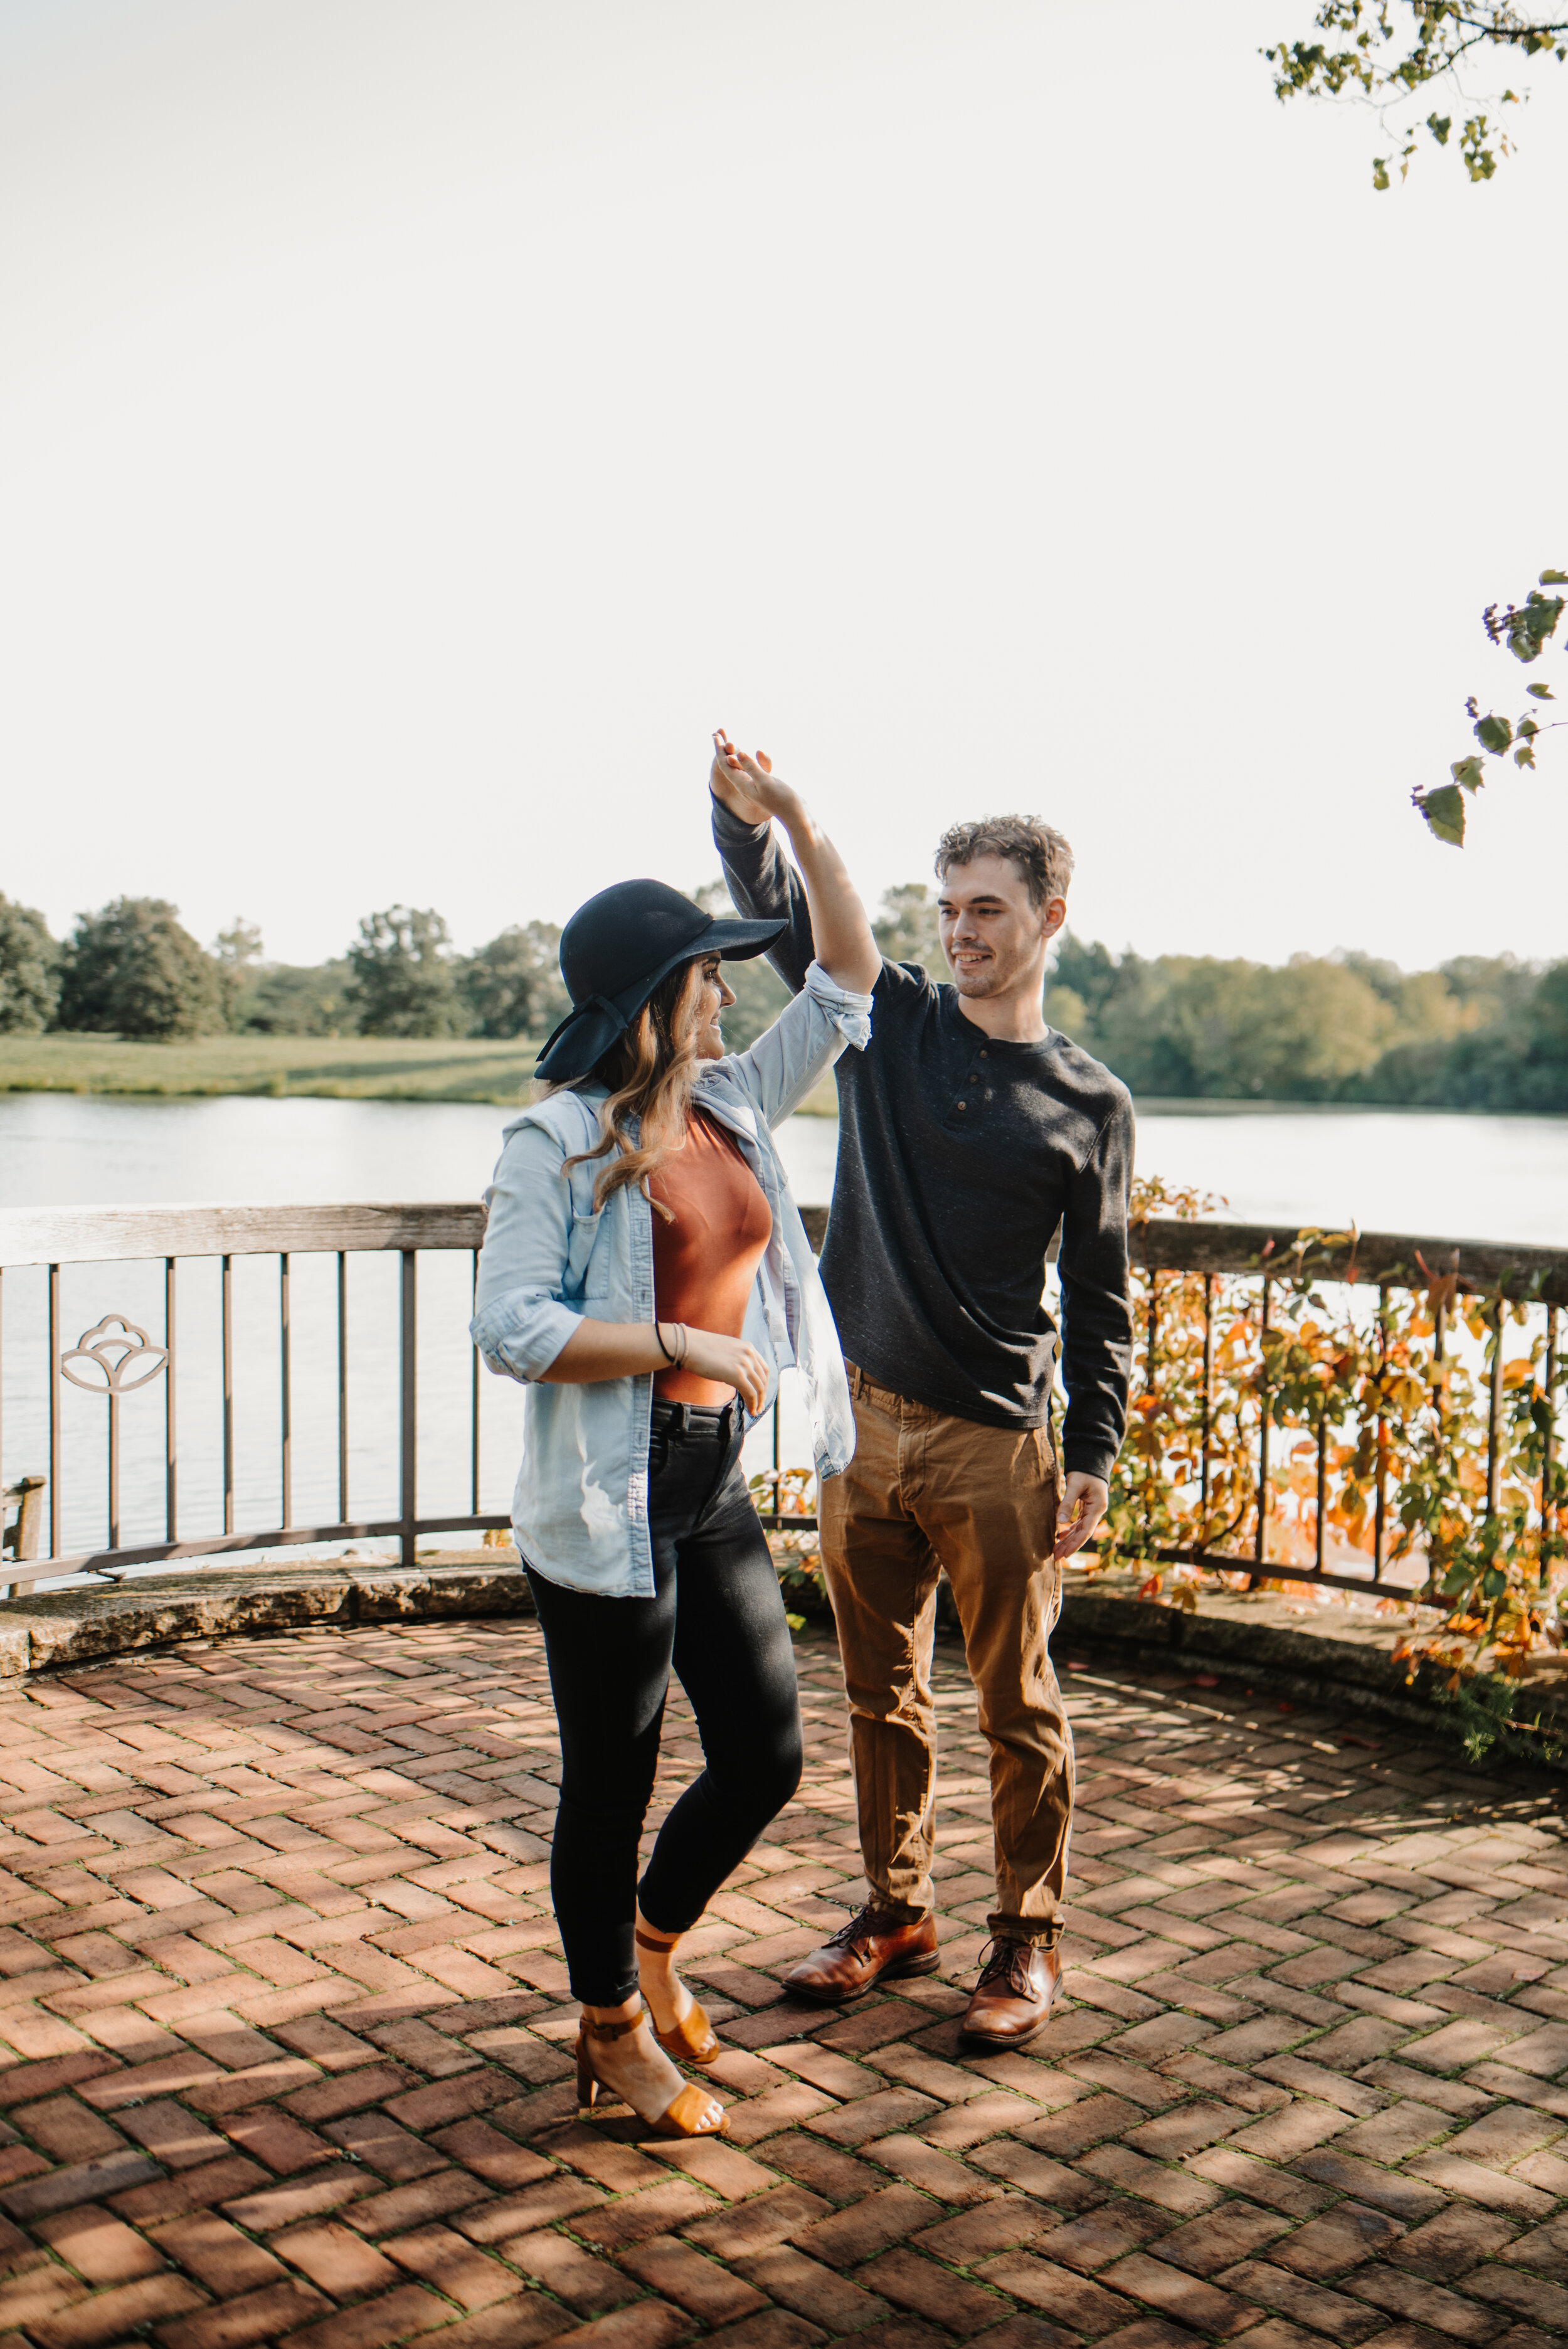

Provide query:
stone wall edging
left=3, top=1565, right=1564, bottom=1772
left=0, top=1562, right=536, bottom=1679
left=1057, top=1588, right=1568, bottom=1771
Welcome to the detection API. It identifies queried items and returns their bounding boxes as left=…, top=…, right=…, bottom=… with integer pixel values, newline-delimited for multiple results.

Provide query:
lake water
left=2, top=1093, right=1564, bottom=1579
left=3, top=1091, right=1565, bottom=1240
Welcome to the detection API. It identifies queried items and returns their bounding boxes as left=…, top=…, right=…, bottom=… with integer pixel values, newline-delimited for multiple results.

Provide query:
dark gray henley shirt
left=716, top=802, right=1135, bottom=1482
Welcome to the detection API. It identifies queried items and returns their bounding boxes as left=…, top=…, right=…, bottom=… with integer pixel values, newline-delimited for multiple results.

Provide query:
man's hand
left=1054, top=1471, right=1110, bottom=1564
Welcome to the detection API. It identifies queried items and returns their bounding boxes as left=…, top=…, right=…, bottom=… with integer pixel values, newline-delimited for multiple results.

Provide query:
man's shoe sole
left=958, top=2003, right=1059, bottom=2050
left=783, top=1948, right=942, bottom=2006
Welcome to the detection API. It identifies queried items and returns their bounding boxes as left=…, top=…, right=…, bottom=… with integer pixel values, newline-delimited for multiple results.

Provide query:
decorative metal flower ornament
left=60, top=1315, right=169, bottom=1394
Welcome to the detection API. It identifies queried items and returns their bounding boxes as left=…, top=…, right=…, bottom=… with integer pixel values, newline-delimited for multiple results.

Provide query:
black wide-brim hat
left=534, top=878, right=786, bottom=1084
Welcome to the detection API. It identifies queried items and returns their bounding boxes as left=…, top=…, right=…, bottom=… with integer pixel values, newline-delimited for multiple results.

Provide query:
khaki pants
left=818, top=1365, right=1073, bottom=1946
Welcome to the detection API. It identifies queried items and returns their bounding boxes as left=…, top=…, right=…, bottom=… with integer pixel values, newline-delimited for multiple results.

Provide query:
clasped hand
left=708, top=730, right=802, bottom=830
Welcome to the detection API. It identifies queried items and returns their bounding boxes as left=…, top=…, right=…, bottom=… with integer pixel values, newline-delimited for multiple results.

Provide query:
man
left=712, top=752, right=1133, bottom=2047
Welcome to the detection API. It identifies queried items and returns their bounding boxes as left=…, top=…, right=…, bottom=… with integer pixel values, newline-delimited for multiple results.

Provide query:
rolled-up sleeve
left=729, top=961, right=873, bottom=1127
left=470, top=1121, right=582, bottom=1381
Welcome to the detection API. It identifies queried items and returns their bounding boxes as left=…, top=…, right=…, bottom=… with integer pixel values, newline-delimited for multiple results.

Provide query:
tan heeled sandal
left=575, top=2009, right=728, bottom=2140
left=636, top=1924, right=721, bottom=2067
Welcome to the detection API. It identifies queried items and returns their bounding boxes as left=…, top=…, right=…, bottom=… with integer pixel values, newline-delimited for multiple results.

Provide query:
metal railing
left=1, top=1203, right=1561, bottom=1601
left=755, top=1211, right=1567, bottom=1596
left=0, top=1204, right=507, bottom=1593
left=1120, top=1217, right=1565, bottom=1594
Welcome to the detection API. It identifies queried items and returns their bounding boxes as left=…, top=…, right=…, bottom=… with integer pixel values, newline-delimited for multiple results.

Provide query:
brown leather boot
left=960, top=1938, right=1062, bottom=2046
left=782, top=1905, right=940, bottom=2005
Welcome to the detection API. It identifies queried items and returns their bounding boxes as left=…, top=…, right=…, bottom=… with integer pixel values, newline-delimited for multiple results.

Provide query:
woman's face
left=687, top=953, right=736, bottom=1061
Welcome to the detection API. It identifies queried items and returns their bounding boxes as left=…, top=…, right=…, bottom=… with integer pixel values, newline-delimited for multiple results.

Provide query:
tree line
left=1, top=886, right=1564, bottom=1111
left=0, top=896, right=572, bottom=1044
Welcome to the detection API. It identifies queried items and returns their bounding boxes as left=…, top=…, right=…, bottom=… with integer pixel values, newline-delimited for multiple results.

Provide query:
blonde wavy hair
left=551, top=958, right=708, bottom=1217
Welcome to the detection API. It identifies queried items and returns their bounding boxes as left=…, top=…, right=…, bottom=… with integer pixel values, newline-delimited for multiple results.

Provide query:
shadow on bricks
left=0, top=1618, right=1564, bottom=2347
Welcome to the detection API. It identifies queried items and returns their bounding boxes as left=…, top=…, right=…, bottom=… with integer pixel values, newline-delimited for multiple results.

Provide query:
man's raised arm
left=711, top=756, right=819, bottom=997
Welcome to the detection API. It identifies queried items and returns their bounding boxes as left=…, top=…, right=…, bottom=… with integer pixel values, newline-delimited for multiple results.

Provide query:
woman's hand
left=681, top=1328, right=770, bottom=1415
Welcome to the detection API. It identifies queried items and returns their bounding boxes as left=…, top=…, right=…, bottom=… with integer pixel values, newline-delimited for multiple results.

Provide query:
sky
left=3, top=0, right=1566, bottom=973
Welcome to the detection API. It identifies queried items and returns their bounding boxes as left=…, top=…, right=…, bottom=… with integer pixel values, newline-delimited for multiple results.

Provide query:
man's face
left=937, top=854, right=1063, bottom=1000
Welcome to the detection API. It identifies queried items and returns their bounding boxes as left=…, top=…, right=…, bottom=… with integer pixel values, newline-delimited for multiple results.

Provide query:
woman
left=472, top=740, right=879, bottom=2141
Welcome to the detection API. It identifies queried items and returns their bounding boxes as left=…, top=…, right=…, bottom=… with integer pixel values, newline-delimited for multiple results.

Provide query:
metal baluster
left=165, top=1258, right=177, bottom=1541
left=49, top=1262, right=61, bottom=1560
left=0, top=1266, right=6, bottom=1601
left=470, top=1252, right=480, bottom=1518
left=1145, top=1274, right=1160, bottom=1552
left=1545, top=1305, right=1560, bottom=1551
left=222, top=1253, right=235, bottom=1537
left=107, top=1372, right=120, bottom=1551
left=1211, top=1278, right=1221, bottom=1550
left=1374, top=1283, right=1389, bottom=1583
left=280, top=1254, right=292, bottom=1529
left=337, top=1251, right=349, bottom=1524
left=1254, top=1276, right=1272, bottom=1569
left=400, top=1249, right=417, bottom=1569
left=1315, top=1403, right=1328, bottom=1575
left=1486, top=1297, right=1505, bottom=1518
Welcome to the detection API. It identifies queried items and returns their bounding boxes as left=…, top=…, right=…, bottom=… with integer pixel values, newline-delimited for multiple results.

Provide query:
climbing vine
left=1099, top=1175, right=1567, bottom=1683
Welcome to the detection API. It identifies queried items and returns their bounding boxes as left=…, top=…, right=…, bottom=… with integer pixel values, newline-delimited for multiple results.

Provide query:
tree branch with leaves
left=1267, top=1, right=1567, bottom=186
left=1414, top=570, right=1567, bottom=844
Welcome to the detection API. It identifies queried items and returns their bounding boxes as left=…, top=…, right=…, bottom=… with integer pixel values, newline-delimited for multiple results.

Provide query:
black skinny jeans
left=525, top=1401, right=803, bottom=2007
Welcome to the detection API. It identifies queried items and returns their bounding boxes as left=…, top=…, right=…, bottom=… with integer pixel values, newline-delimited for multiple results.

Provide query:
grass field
left=0, top=1034, right=540, bottom=1103
left=0, top=1034, right=840, bottom=1112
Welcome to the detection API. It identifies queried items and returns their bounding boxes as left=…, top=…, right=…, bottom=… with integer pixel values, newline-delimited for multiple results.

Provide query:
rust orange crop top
left=649, top=1113, right=773, bottom=1405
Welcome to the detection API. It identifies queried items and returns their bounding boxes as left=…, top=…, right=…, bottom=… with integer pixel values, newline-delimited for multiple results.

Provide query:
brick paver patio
left=1, top=1616, right=1567, bottom=2349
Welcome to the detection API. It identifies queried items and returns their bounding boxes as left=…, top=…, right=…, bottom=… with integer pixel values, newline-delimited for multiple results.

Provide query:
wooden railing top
left=0, top=1202, right=487, bottom=1268
left=0, top=1203, right=1562, bottom=1303
left=1132, top=1217, right=1568, bottom=1307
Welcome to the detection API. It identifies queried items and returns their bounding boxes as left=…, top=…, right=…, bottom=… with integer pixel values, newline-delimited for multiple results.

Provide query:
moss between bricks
left=3, top=1552, right=1564, bottom=1773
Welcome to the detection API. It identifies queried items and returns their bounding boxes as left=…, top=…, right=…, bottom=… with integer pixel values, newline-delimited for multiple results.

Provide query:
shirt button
left=984, top=1088, right=993, bottom=1100
left=956, top=1100, right=967, bottom=1111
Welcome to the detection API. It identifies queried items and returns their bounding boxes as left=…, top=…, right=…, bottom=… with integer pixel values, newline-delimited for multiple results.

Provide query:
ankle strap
left=635, top=1927, right=680, bottom=1952
left=580, top=2010, right=644, bottom=2042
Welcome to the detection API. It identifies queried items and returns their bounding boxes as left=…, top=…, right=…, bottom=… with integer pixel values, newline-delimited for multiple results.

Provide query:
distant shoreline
left=1134, top=1096, right=1568, bottom=1123
left=0, top=1036, right=845, bottom=1115
left=0, top=1039, right=1562, bottom=1123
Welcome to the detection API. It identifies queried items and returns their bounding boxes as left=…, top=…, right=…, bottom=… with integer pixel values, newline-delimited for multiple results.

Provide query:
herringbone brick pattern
left=0, top=1620, right=1565, bottom=2349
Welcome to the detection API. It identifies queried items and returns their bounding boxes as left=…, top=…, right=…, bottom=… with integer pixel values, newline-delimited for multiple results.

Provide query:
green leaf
left=1474, top=714, right=1513, bottom=755
left=1541, top=569, right=1568, bottom=586
left=1451, top=755, right=1486, bottom=793
left=1526, top=682, right=1555, bottom=699
left=1417, top=784, right=1466, bottom=845
left=1372, top=156, right=1391, bottom=189
left=1515, top=743, right=1537, bottom=767
left=1426, top=111, right=1452, bottom=144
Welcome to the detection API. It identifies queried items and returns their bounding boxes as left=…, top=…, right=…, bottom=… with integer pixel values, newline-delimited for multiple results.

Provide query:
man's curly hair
left=934, top=815, right=1074, bottom=910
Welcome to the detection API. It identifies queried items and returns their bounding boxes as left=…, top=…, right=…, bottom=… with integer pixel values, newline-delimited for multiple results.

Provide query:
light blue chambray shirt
left=470, top=962, right=872, bottom=1598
